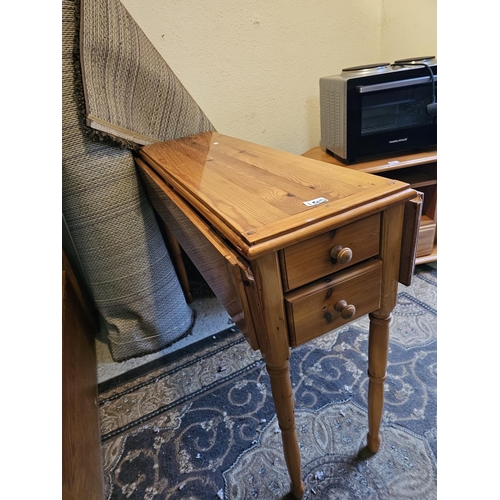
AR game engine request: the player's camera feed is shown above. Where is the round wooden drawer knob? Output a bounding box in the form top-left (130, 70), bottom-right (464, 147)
top-left (334, 300), bottom-right (356, 320)
top-left (330, 244), bottom-right (353, 265)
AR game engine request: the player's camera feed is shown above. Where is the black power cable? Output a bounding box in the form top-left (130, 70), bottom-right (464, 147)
top-left (391, 60), bottom-right (437, 117)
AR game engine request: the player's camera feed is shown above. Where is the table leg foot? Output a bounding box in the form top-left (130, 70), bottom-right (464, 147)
top-left (290, 480), bottom-right (306, 499)
top-left (367, 432), bottom-right (381, 453)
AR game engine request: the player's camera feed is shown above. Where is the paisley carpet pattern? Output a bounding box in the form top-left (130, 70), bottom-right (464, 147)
top-left (98, 265), bottom-right (436, 499)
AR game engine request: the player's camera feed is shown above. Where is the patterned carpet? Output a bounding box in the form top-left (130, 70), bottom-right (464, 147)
top-left (98, 264), bottom-right (437, 499)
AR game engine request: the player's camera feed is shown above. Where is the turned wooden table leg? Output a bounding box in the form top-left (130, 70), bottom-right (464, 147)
top-left (266, 360), bottom-right (305, 499)
top-left (367, 312), bottom-right (390, 452)
top-left (366, 203), bottom-right (405, 453)
top-left (253, 252), bottom-right (305, 499)
top-left (155, 214), bottom-right (193, 303)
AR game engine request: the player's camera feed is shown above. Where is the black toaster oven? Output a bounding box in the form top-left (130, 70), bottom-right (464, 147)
top-left (320, 56), bottom-right (437, 163)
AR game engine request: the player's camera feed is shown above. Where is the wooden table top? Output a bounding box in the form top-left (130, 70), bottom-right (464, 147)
top-left (139, 133), bottom-right (415, 258)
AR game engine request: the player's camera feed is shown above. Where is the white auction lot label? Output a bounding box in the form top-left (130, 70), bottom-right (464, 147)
top-left (303, 197), bottom-right (328, 207)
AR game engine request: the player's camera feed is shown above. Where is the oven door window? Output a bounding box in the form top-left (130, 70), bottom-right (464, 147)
top-left (361, 85), bottom-right (435, 136)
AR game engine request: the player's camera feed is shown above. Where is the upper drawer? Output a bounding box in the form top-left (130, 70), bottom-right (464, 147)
top-left (280, 214), bottom-right (380, 291)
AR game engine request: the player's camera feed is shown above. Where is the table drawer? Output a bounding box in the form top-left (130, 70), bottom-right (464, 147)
top-left (285, 259), bottom-right (382, 347)
top-left (281, 214), bottom-right (380, 291)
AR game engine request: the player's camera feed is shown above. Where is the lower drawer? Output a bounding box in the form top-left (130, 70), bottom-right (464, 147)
top-left (285, 259), bottom-right (382, 347)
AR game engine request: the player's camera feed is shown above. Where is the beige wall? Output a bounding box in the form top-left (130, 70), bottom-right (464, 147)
top-left (381, 0), bottom-right (437, 62)
top-left (121, 0), bottom-right (436, 155)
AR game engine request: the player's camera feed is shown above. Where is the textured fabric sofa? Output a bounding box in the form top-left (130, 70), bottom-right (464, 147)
top-left (62, 0), bottom-right (215, 361)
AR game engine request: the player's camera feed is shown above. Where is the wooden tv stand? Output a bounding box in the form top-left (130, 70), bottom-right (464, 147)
top-left (301, 148), bottom-right (437, 265)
